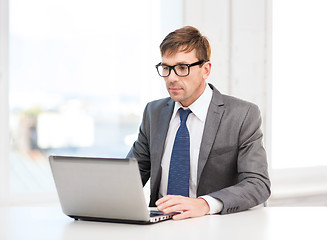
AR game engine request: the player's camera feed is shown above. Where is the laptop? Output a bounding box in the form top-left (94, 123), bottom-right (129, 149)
top-left (49, 155), bottom-right (177, 224)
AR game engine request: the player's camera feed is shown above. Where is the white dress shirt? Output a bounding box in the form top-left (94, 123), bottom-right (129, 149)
top-left (159, 83), bottom-right (223, 214)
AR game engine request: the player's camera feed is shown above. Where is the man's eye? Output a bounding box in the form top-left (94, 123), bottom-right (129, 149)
top-left (178, 65), bottom-right (187, 71)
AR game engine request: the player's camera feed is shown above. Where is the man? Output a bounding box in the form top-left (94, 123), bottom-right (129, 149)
top-left (127, 26), bottom-right (270, 220)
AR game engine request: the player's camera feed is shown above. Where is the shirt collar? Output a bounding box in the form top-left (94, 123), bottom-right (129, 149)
top-left (172, 83), bottom-right (213, 122)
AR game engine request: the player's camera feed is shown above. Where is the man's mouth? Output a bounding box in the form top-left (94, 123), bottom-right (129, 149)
top-left (169, 87), bottom-right (183, 92)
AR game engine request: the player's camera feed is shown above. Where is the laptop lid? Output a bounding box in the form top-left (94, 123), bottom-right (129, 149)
top-left (49, 156), bottom-right (174, 224)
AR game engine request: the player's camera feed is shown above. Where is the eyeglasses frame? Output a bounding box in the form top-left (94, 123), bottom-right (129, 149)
top-left (155, 60), bottom-right (207, 77)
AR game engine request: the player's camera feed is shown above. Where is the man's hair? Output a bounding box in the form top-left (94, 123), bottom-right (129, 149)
top-left (160, 26), bottom-right (211, 61)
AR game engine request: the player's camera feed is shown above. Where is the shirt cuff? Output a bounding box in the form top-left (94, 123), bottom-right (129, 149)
top-left (199, 195), bottom-right (223, 214)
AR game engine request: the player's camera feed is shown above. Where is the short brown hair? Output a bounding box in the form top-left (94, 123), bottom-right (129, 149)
top-left (160, 26), bottom-right (211, 61)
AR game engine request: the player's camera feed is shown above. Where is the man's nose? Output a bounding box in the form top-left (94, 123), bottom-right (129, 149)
top-left (166, 69), bottom-right (179, 82)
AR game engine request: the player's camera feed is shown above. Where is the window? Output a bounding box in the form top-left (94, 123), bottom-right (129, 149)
top-left (8, 0), bottom-right (165, 200)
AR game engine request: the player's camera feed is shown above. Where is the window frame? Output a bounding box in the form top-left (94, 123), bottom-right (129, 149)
top-left (0, 0), bottom-right (10, 205)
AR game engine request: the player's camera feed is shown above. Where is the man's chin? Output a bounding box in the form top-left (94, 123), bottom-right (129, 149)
top-left (169, 94), bottom-right (182, 102)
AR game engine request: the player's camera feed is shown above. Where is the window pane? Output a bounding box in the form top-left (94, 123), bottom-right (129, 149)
top-left (9, 0), bottom-right (160, 193)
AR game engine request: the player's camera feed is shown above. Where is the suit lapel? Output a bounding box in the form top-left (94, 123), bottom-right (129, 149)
top-left (154, 100), bottom-right (174, 162)
top-left (197, 85), bottom-right (225, 185)
top-left (150, 99), bottom-right (174, 194)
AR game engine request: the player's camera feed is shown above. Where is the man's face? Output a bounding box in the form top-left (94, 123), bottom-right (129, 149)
top-left (161, 49), bottom-right (211, 107)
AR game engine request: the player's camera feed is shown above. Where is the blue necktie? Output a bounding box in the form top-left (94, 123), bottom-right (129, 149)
top-left (167, 108), bottom-right (192, 197)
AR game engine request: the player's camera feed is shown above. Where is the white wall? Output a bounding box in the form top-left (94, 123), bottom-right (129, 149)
top-left (183, 0), bottom-right (272, 163)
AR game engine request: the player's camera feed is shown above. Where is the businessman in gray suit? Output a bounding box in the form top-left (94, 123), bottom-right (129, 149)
top-left (127, 26), bottom-right (270, 220)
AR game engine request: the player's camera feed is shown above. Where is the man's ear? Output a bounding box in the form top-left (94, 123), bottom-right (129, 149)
top-left (202, 61), bottom-right (211, 80)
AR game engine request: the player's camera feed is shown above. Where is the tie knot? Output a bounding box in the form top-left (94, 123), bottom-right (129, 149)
top-left (178, 108), bottom-right (192, 123)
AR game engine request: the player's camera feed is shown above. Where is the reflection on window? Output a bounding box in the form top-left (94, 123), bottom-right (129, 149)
top-left (9, 0), bottom-right (160, 193)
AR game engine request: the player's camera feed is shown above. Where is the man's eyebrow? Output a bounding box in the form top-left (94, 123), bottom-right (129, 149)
top-left (161, 61), bottom-right (188, 66)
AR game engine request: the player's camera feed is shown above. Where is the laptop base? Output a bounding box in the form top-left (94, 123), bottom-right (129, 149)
top-left (69, 214), bottom-right (174, 225)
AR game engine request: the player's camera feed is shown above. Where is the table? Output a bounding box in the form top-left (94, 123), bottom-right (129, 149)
top-left (0, 204), bottom-right (326, 240)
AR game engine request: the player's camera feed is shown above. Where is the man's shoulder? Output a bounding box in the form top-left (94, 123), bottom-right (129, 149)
top-left (210, 85), bottom-right (260, 116)
top-left (146, 97), bottom-right (173, 110)
top-left (221, 94), bottom-right (257, 109)
top-left (210, 83), bottom-right (258, 110)
top-left (218, 94), bottom-right (261, 122)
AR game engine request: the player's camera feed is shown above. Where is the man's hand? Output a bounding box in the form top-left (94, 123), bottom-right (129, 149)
top-left (155, 195), bottom-right (210, 220)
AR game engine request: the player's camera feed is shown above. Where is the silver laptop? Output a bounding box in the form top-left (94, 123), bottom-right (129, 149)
top-left (49, 155), bottom-right (176, 224)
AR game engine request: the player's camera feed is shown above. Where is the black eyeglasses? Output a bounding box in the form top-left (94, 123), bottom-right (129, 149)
top-left (155, 60), bottom-right (206, 77)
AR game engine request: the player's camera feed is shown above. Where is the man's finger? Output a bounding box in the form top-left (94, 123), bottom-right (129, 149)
top-left (155, 194), bottom-right (177, 205)
top-left (160, 203), bottom-right (184, 214)
top-left (157, 199), bottom-right (181, 212)
top-left (173, 210), bottom-right (191, 220)
top-left (156, 195), bottom-right (184, 208)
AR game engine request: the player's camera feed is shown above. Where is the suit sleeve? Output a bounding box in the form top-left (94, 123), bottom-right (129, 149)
top-left (208, 104), bottom-right (271, 214)
top-left (126, 104), bottom-right (151, 186)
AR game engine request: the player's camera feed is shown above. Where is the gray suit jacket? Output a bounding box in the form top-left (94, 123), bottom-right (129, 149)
top-left (127, 83), bottom-right (271, 215)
